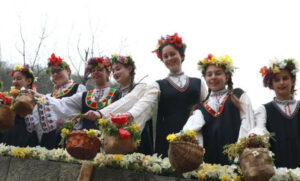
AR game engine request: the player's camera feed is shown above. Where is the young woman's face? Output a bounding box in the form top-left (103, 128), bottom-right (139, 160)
top-left (12, 71), bottom-right (32, 89)
top-left (162, 45), bottom-right (183, 74)
top-left (91, 67), bottom-right (110, 87)
top-left (50, 67), bottom-right (70, 87)
top-left (271, 70), bottom-right (295, 100)
top-left (112, 63), bottom-right (132, 87)
top-left (204, 65), bottom-right (229, 91)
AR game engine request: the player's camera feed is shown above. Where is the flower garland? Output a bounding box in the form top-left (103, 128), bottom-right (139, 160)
top-left (110, 54), bottom-right (134, 66)
top-left (10, 64), bottom-right (37, 82)
top-left (260, 58), bottom-right (298, 87)
top-left (46, 53), bottom-right (68, 74)
top-left (152, 33), bottom-right (186, 60)
top-left (85, 56), bottom-right (111, 75)
top-left (0, 144), bottom-right (299, 181)
top-left (198, 54), bottom-right (234, 73)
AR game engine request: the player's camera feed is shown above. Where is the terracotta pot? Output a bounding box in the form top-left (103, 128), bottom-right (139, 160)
top-left (168, 141), bottom-right (204, 173)
top-left (0, 105), bottom-right (16, 131)
top-left (66, 130), bottom-right (101, 160)
top-left (103, 134), bottom-right (137, 154)
top-left (239, 148), bottom-right (275, 181)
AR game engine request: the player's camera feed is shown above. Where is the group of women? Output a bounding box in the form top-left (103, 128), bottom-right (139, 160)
top-left (0, 33), bottom-right (299, 169)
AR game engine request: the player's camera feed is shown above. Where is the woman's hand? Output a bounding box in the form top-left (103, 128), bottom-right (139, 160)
top-left (84, 110), bottom-right (101, 121)
top-left (27, 89), bottom-right (43, 98)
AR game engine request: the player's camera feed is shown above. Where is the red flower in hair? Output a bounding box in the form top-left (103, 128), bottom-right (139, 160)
top-left (167, 33), bottom-right (183, 47)
top-left (96, 57), bottom-right (104, 63)
top-left (49, 53), bottom-right (63, 67)
top-left (260, 66), bottom-right (268, 77)
top-left (152, 50), bottom-right (162, 59)
top-left (207, 54), bottom-right (213, 60)
top-left (118, 128), bottom-right (131, 140)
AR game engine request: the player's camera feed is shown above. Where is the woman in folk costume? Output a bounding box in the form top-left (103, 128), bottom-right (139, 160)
top-left (151, 33), bottom-right (208, 157)
top-left (251, 58), bottom-right (300, 168)
top-left (32, 56), bottom-right (115, 133)
top-left (183, 54), bottom-right (255, 165)
top-left (0, 64), bottom-right (38, 147)
top-left (37, 53), bottom-right (86, 149)
top-left (84, 54), bottom-right (155, 155)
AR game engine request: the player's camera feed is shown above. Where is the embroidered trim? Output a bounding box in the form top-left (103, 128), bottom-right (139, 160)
top-left (204, 94), bottom-right (230, 117)
top-left (24, 115), bottom-right (34, 133)
top-left (53, 83), bottom-right (75, 98)
top-left (37, 97), bottom-right (56, 133)
top-left (85, 88), bottom-right (116, 109)
top-left (166, 76), bottom-right (190, 92)
top-left (271, 100), bottom-right (300, 119)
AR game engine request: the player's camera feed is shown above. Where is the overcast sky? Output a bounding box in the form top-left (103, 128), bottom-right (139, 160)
top-left (1, 0), bottom-right (300, 109)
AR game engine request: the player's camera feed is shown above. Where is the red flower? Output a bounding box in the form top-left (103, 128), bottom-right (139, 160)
top-left (110, 113), bottom-right (128, 125)
top-left (3, 97), bottom-right (11, 105)
top-left (96, 57), bottom-right (104, 63)
top-left (260, 66), bottom-right (268, 77)
top-left (152, 50), bottom-right (162, 59)
top-left (118, 128), bottom-right (131, 140)
top-left (10, 72), bottom-right (14, 77)
top-left (48, 53), bottom-right (63, 67)
top-left (207, 54), bottom-right (213, 60)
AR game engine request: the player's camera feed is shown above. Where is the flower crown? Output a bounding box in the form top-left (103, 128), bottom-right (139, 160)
top-left (110, 54), bottom-right (134, 66)
top-left (46, 53), bottom-right (68, 74)
top-left (85, 56), bottom-right (111, 75)
top-left (10, 64), bottom-right (37, 82)
top-left (197, 54), bottom-right (234, 73)
top-left (260, 58), bottom-right (298, 87)
top-left (152, 33), bottom-right (186, 59)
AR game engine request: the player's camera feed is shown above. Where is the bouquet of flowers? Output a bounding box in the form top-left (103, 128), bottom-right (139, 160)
top-left (98, 113), bottom-right (141, 154)
top-left (10, 86), bottom-right (35, 117)
top-left (167, 130), bottom-right (204, 173)
top-left (0, 91), bottom-right (15, 130)
top-left (223, 133), bottom-right (275, 181)
top-left (60, 114), bottom-right (101, 160)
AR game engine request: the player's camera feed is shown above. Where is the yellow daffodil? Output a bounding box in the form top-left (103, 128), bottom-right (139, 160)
top-left (166, 134), bottom-right (176, 142)
top-left (61, 128), bottom-right (70, 137)
top-left (185, 130), bottom-right (196, 138)
top-left (13, 65), bottom-right (21, 71)
top-left (98, 118), bottom-right (106, 126)
top-left (114, 154), bottom-right (123, 162)
top-left (197, 172), bottom-right (204, 180)
top-left (87, 129), bottom-right (96, 138)
top-left (130, 123), bottom-right (139, 133)
top-left (272, 67), bottom-right (279, 74)
top-left (221, 174), bottom-right (230, 181)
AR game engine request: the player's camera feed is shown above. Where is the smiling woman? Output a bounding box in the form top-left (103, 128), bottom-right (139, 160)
top-left (183, 54), bottom-right (255, 165)
top-left (251, 58), bottom-right (300, 168)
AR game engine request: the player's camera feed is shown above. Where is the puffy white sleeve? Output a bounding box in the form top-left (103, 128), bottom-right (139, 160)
top-left (77, 84), bottom-right (87, 93)
top-left (100, 83), bottom-right (147, 118)
top-left (250, 105), bottom-right (269, 135)
top-left (238, 92), bottom-right (256, 139)
top-left (183, 109), bottom-right (205, 146)
top-left (200, 79), bottom-right (208, 102)
top-left (127, 82), bottom-right (160, 131)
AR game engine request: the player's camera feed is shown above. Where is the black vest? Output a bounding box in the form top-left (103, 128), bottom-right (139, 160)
top-left (80, 91), bottom-right (98, 130)
top-left (265, 101), bottom-right (300, 168)
top-left (155, 77), bottom-right (201, 157)
top-left (200, 88), bottom-right (243, 165)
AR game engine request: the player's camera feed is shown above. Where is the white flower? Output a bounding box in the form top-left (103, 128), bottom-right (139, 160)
top-left (252, 150), bottom-right (260, 157)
